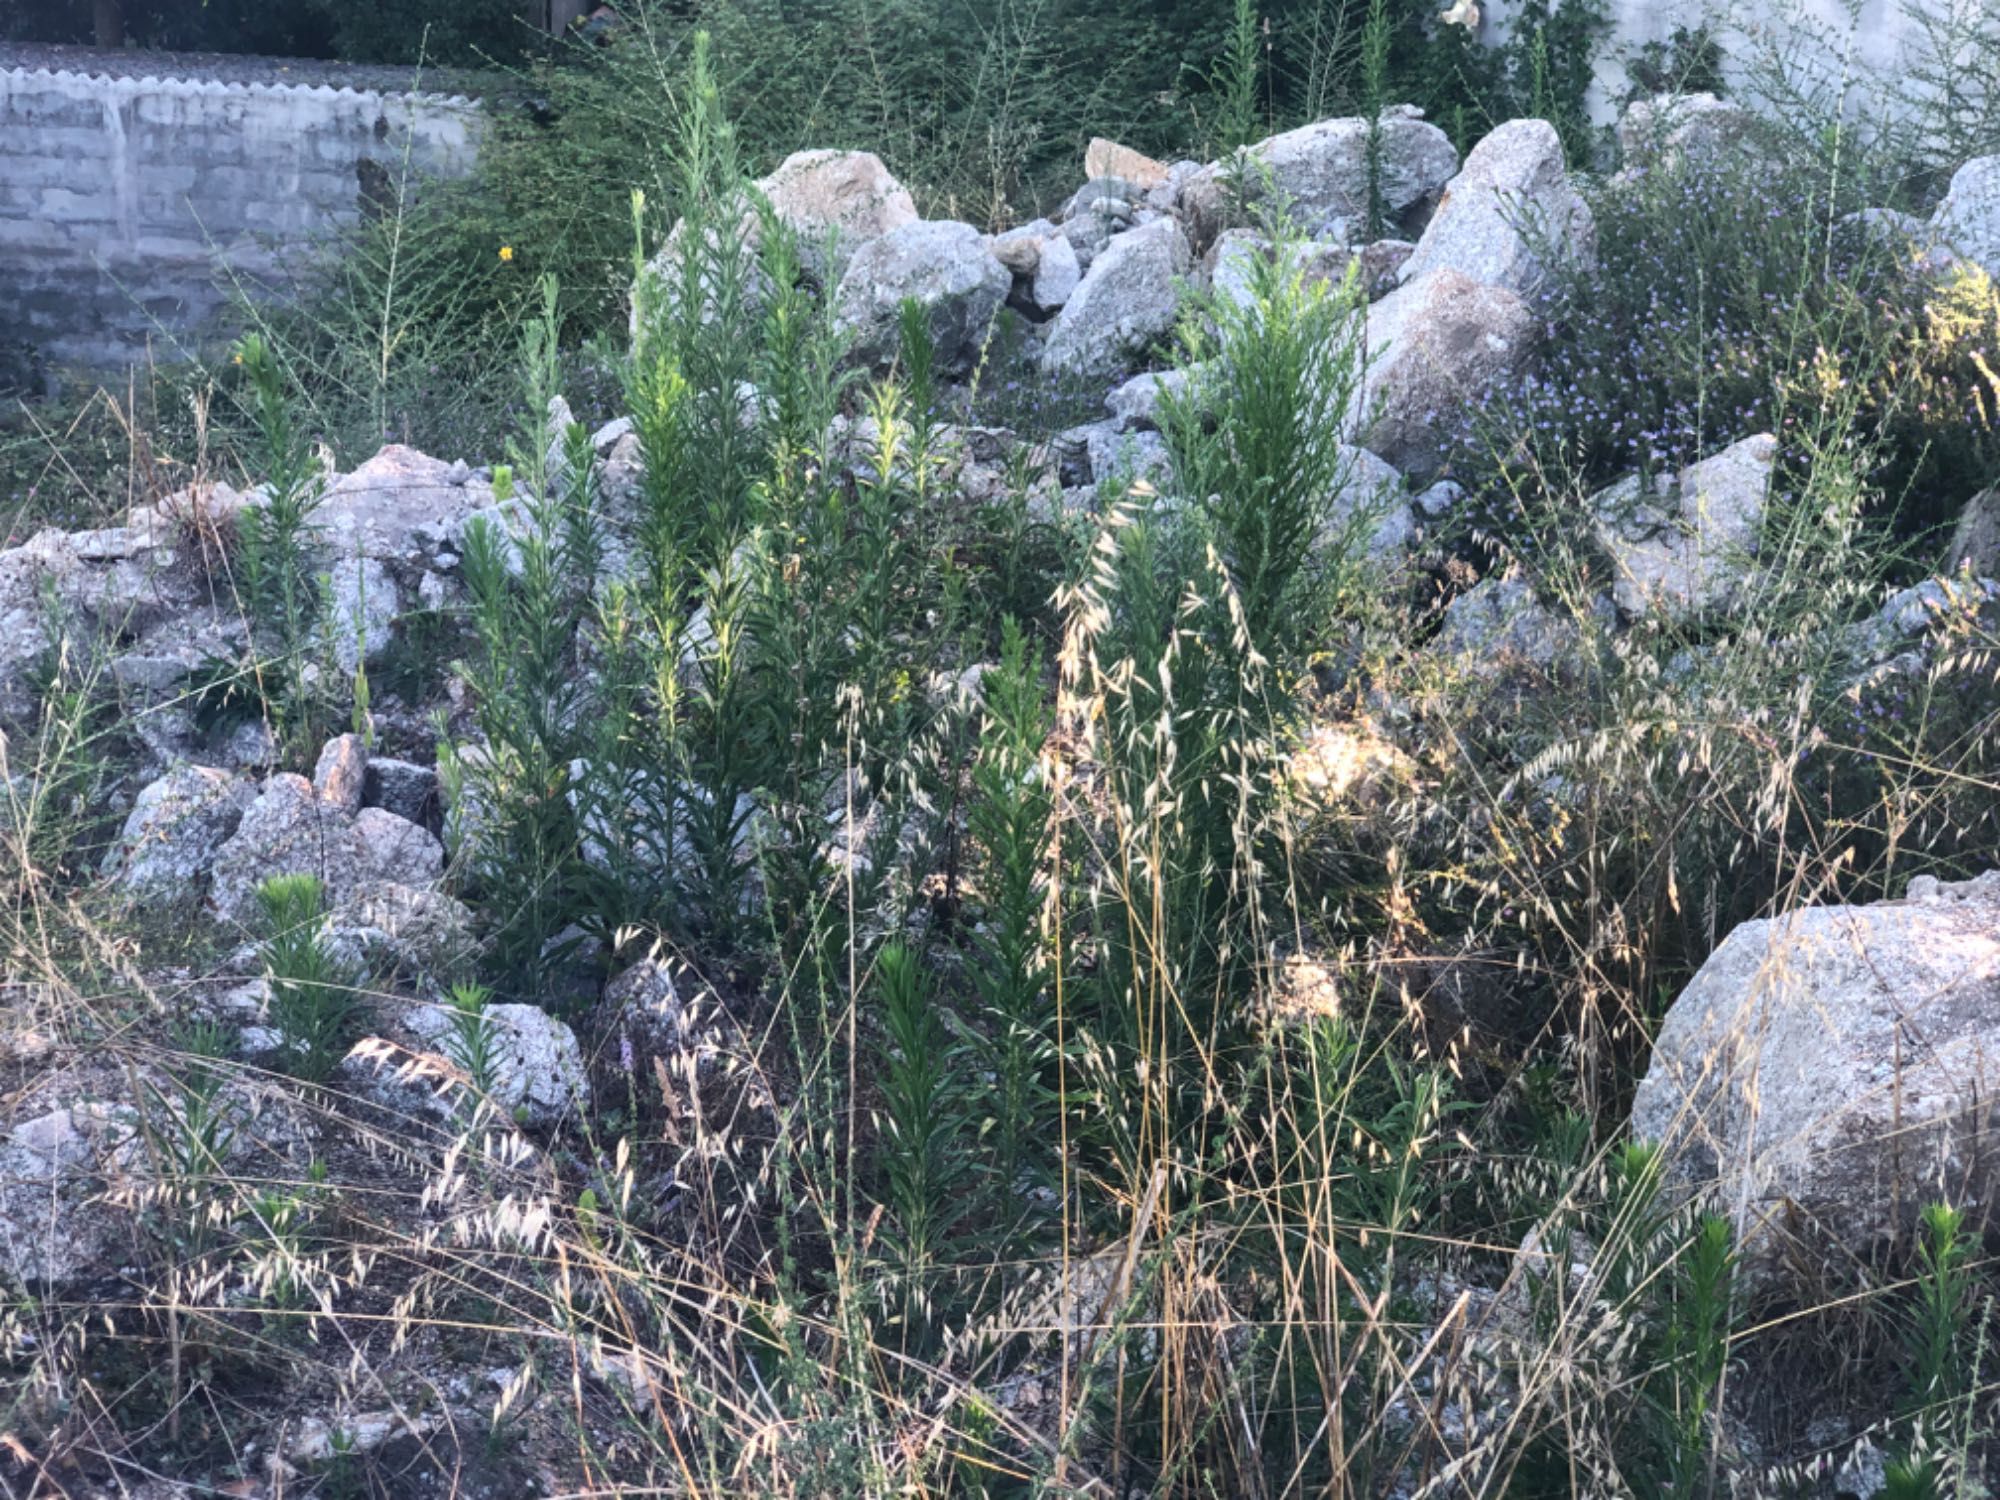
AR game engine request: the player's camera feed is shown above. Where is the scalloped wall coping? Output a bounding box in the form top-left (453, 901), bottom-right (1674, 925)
top-left (0, 63), bottom-right (481, 110)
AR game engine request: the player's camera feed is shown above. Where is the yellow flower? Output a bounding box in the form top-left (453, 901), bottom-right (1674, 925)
top-left (499, 245), bottom-right (515, 263)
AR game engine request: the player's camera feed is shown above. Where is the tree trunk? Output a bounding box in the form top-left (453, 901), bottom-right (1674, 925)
top-left (93, 0), bottom-right (125, 48)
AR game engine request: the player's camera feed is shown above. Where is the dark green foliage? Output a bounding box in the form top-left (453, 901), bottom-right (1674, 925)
top-left (258, 874), bottom-right (362, 1084)
top-left (1160, 216), bottom-right (1369, 667)
top-left (965, 618), bottom-right (1057, 1201)
top-left (453, 282), bottom-right (602, 994)
top-left (871, 943), bottom-right (977, 1320)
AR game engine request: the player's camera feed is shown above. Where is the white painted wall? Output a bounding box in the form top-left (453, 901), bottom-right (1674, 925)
top-left (1482, 0), bottom-right (1957, 125)
top-left (0, 65), bottom-right (480, 368)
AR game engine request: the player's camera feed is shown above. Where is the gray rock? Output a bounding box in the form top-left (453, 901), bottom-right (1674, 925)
top-left (312, 733), bottom-right (369, 817)
top-left (1397, 119), bottom-right (1593, 299)
top-left (105, 764), bottom-right (257, 897)
top-left (605, 958), bottom-right (684, 1056)
top-left (1326, 445), bottom-right (1415, 560)
top-left (1041, 218), bottom-right (1191, 384)
top-left (1078, 423), bottom-right (1175, 490)
top-left (1180, 109), bottom-right (1459, 251)
top-left (1593, 433), bottom-right (1776, 622)
top-left (1029, 231), bottom-right (1082, 311)
top-left (1057, 206), bottom-right (1124, 273)
top-left (1357, 268), bottom-right (1538, 481)
top-left (1930, 154), bottom-right (2000, 277)
top-left (209, 774), bottom-right (445, 925)
top-left (1631, 869), bottom-right (2000, 1278)
top-left (363, 757), bottom-right (439, 826)
top-left (0, 1102), bottom-right (142, 1289)
top-left (317, 444), bottom-right (499, 585)
top-left (834, 219), bottom-right (1011, 375)
top-left (328, 882), bottom-right (475, 977)
top-left (1105, 367), bottom-right (1196, 431)
top-left (354, 806), bottom-right (446, 887)
top-left (1617, 93), bottom-right (1758, 171)
top-left (409, 1001), bottom-right (590, 1128)
top-left (1433, 577), bottom-right (1586, 675)
top-left (1948, 484), bottom-right (2000, 577)
top-left (1205, 230), bottom-right (1356, 318)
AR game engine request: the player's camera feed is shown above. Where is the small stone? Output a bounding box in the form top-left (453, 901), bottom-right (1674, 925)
top-left (311, 734), bottom-right (369, 816)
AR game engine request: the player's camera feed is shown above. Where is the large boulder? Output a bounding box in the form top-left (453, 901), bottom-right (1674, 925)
top-left (631, 150), bottom-right (918, 329)
top-left (1592, 433), bottom-right (1776, 623)
top-left (1395, 119), bottom-right (1593, 300)
top-left (1355, 268), bottom-right (1537, 481)
top-left (104, 764), bottom-right (258, 897)
top-left (1040, 218), bottom-right (1192, 384)
top-left (1180, 108), bottom-right (1459, 251)
top-left (1084, 137), bottom-right (1170, 191)
top-left (833, 219), bottom-right (1011, 374)
top-left (1632, 870), bottom-right (2000, 1277)
top-left (1930, 154), bottom-right (2000, 277)
top-left (757, 148), bottom-right (918, 283)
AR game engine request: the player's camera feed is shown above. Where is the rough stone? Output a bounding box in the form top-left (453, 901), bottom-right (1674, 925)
top-left (1357, 268), bottom-right (1538, 481)
top-left (0, 1102), bottom-right (142, 1289)
top-left (1084, 137), bottom-right (1170, 190)
top-left (1106, 367), bottom-right (1196, 431)
top-left (1433, 577), bottom-right (1589, 677)
top-left (1593, 433), bottom-right (1776, 622)
top-left (834, 219), bottom-right (1011, 374)
top-left (1617, 93), bottom-right (1759, 171)
top-left (1326, 445), bottom-right (1416, 559)
top-left (312, 733), bottom-right (369, 817)
top-left (1948, 485), bottom-right (2000, 578)
top-left (409, 1001), bottom-right (590, 1128)
top-left (1631, 870), bottom-right (2000, 1277)
top-left (605, 957), bottom-right (684, 1056)
top-left (1041, 218), bottom-right (1191, 384)
top-left (105, 764), bottom-right (257, 897)
top-left (328, 883), bottom-right (475, 977)
top-left (1930, 154), bottom-right (2000, 277)
top-left (757, 148), bottom-right (919, 283)
top-left (1396, 119), bottom-right (1594, 299)
top-left (363, 756), bottom-right (440, 827)
top-left (353, 806), bottom-right (446, 888)
top-left (1180, 109), bottom-right (1459, 251)
top-left (209, 774), bottom-right (444, 925)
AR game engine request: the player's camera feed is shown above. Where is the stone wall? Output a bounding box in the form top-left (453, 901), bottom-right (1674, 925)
top-left (0, 52), bottom-right (480, 371)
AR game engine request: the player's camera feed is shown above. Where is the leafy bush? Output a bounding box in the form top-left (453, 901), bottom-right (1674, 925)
top-left (1467, 147), bottom-right (2000, 551)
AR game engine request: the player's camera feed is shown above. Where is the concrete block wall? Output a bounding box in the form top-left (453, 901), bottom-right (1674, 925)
top-left (0, 63), bottom-right (480, 369)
